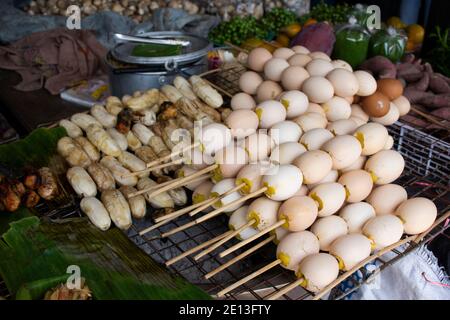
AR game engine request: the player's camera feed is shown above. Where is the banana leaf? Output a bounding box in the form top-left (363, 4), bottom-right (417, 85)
top-left (0, 217), bottom-right (210, 300)
top-left (0, 127), bottom-right (66, 175)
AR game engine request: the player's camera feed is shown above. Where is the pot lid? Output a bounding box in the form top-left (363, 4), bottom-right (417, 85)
top-left (111, 31), bottom-right (212, 66)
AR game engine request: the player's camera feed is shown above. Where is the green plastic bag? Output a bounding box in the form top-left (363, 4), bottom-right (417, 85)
top-left (369, 27), bottom-right (407, 62)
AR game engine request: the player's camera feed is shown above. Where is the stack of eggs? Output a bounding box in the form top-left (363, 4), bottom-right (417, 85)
top-left (210, 46), bottom-right (437, 296)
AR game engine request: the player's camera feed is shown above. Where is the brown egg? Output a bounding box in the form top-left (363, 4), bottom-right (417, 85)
top-left (360, 92), bottom-right (390, 117)
top-left (239, 71), bottom-right (263, 95)
top-left (256, 80), bottom-right (283, 102)
top-left (376, 79), bottom-right (403, 100)
top-left (247, 47), bottom-right (272, 72)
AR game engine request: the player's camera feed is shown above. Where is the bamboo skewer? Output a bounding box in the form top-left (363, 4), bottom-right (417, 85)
top-left (124, 159), bottom-right (185, 178)
top-left (194, 220), bottom-right (255, 261)
top-left (219, 220), bottom-right (286, 258)
top-left (154, 197), bottom-right (215, 224)
top-left (205, 235), bottom-right (275, 280)
top-left (217, 259), bottom-right (282, 297)
top-left (127, 174), bottom-right (210, 199)
top-left (145, 142), bottom-right (200, 168)
top-left (138, 209), bottom-right (189, 236)
top-left (410, 106), bottom-right (450, 130)
top-left (195, 187), bottom-right (267, 224)
top-left (165, 230), bottom-right (234, 267)
top-left (189, 183), bottom-right (246, 217)
top-left (146, 164), bottom-right (218, 199)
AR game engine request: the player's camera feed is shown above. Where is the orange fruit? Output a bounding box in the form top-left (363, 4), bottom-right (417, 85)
top-left (303, 18), bottom-right (317, 27)
top-left (406, 40), bottom-right (416, 52)
top-left (276, 33), bottom-right (291, 47)
top-left (387, 16), bottom-right (406, 29)
top-left (407, 24), bottom-right (425, 44)
top-left (282, 23), bottom-right (302, 38)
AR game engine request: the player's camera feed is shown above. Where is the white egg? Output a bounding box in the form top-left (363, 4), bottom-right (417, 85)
top-left (366, 184), bottom-right (408, 215)
top-left (225, 109), bottom-right (259, 139)
top-left (340, 155), bottom-right (367, 173)
top-left (392, 95), bottom-right (411, 116)
top-left (311, 215), bottom-right (348, 251)
top-left (270, 142), bottom-right (306, 165)
top-left (280, 66), bottom-right (310, 91)
top-left (362, 215), bottom-right (404, 250)
top-left (329, 234), bottom-right (372, 270)
top-left (300, 128), bottom-right (334, 150)
top-left (309, 51), bottom-right (331, 61)
top-left (178, 166), bottom-right (209, 190)
top-left (255, 80), bottom-right (283, 103)
top-left (291, 45), bottom-right (310, 54)
top-left (239, 71), bottom-right (264, 95)
top-left (293, 150), bottom-right (333, 185)
top-left (276, 231), bottom-right (320, 271)
top-left (264, 58), bottom-right (290, 82)
top-left (322, 96), bottom-right (352, 121)
top-left (353, 70), bottom-right (377, 96)
top-left (349, 116), bottom-right (367, 127)
top-left (294, 112), bottom-right (328, 132)
top-left (262, 164), bottom-right (303, 201)
top-left (331, 59), bottom-right (353, 72)
top-left (307, 170), bottom-right (339, 189)
top-left (269, 121), bottom-right (303, 145)
top-left (339, 202), bottom-right (376, 233)
top-left (297, 253), bottom-right (339, 293)
top-left (279, 90), bottom-right (309, 119)
top-left (306, 102), bottom-right (326, 116)
top-left (236, 163), bottom-right (271, 194)
top-left (322, 135), bottom-right (362, 170)
top-left (293, 184), bottom-right (309, 197)
top-left (243, 133), bottom-right (274, 162)
top-left (338, 169), bottom-right (373, 203)
top-left (306, 59), bottom-right (334, 77)
top-left (185, 148), bottom-right (215, 170)
top-left (231, 92), bottom-right (256, 110)
top-left (271, 227), bottom-right (289, 244)
top-left (229, 206), bottom-right (259, 240)
top-left (350, 104), bottom-right (369, 123)
top-left (326, 69), bottom-right (359, 97)
top-left (213, 145), bottom-right (248, 181)
top-left (371, 103), bottom-right (400, 126)
top-left (192, 180), bottom-right (215, 204)
top-left (353, 122), bottom-right (389, 156)
top-left (255, 100), bottom-right (287, 129)
top-left (327, 119), bottom-right (358, 135)
top-left (384, 135), bottom-right (394, 150)
top-left (301, 76), bottom-right (334, 104)
top-left (210, 178), bottom-right (243, 212)
top-left (273, 47), bottom-right (295, 59)
top-left (309, 182), bottom-right (346, 217)
top-left (247, 197), bottom-right (281, 230)
top-left (197, 123), bottom-right (232, 155)
top-left (395, 197), bottom-right (437, 235)
top-left (364, 150), bottom-right (405, 185)
top-left (278, 196), bottom-right (318, 232)
top-left (288, 53), bottom-right (312, 67)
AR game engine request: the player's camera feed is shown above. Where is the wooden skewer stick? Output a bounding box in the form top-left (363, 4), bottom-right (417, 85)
top-left (217, 259), bottom-right (282, 297)
top-left (147, 164), bottom-right (218, 199)
top-left (224, 41), bottom-right (249, 53)
top-left (189, 183), bottom-right (245, 217)
top-left (127, 174), bottom-right (210, 199)
top-left (162, 220), bottom-right (197, 238)
top-left (154, 197), bottom-right (215, 224)
top-left (195, 187), bottom-right (267, 224)
top-left (410, 106), bottom-right (450, 130)
top-left (310, 235), bottom-right (417, 301)
top-left (145, 142), bottom-right (200, 168)
top-left (123, 159), bottom-right (184, 178)
top-left (194, 220), bottom-right (255, 261)
top-left (138, 209), bottom-right (189, 236)
top-left (205, 235), bottom-right (275, 280)
top-left (267, 277), bottom-right (304, 301)
top-left (220, 220), bottom-right (286, 258)
top-left (165, 230), bottom-right (234, 267)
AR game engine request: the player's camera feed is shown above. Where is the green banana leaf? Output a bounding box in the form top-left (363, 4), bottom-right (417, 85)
top-left (0, 127), bottom-right (66, 174)
top-left (0, 217), bottom-right (210, 300)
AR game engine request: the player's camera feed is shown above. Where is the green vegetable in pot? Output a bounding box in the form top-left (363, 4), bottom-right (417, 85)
top-left (369, 27), bottom-right (407, 63)
top-left (131, 43), bottom-right (182, 57)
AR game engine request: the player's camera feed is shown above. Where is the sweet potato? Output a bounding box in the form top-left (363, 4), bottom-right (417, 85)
top-left (417, 93), bottom-right (450, 109)
top-left (397, 63), bottom-right (423, 82)
top-left (409, 72), bottom-right (430, 92)
top-left (403, 88), bottom-right (434, 104)
top-left (431, 107), bottom-right (450, 120)
top-left (359, 56), bottom-right (397, 79)
top-left (429, 74), bottom-right (450, 94)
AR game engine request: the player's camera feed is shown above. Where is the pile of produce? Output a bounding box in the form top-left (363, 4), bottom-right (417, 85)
top-left (209, 8), bottom-right (297, 45)
top-left (360, 55), bottom-right (450, 123)
top-left (299, 1), bottom-right (352, 25)
top-left (56, 74), bottom-right (226, 231)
